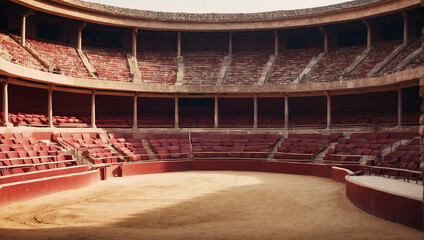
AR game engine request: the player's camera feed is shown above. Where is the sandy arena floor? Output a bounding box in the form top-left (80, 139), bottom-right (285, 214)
top-left (0, 171), bottom-right (422, 240)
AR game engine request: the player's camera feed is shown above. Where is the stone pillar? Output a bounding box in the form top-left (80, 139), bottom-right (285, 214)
top-left (398, 89), bottom-right (402, 127)
top-left (177, 31), bottom-right (181, 57)
top-left (21, 15), bottom-right (26, 46)
top-left (214, 95), bottom-right (219, 128)
top-left (48, 86), bottom-right (53, 128)
top-left (326, 92), bottom-right (331, 129)
top-left (133, 94), bottom-right (138, 129)
top-left (174, 95), bottom-right (179, 128)
top-left (229, 32), bottom-right (233, 56)
top-left (274, 30), bottom-right (279, 56)
top-left (91, 90), bottom-right (96, 128)
top-left (284, 96), bottom-right (289, 129)
top-left (402, 12), bottom-right (408, 44)
top-left (2, 82), bottom-right (10, 127)
top-left (320, 26), bottom-right (328, 53)
top-left (253, 95), bottom-right (258, 128)
top-left (363, 20), bottom-right (372, 51)
top-left (132, 28), bottom-right (138, 58)
top-left (77, 23), bottom-right (86, 50)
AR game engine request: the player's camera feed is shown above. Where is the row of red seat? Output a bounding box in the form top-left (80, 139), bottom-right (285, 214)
top-left (274, 133), bottom-right (343, 160)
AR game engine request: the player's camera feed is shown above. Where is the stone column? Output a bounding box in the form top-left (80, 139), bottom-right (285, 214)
top-left (177, 31), bottom-right (181, 57)
top-left (21, 15), bottom-right (26, 46)
top-left (214, 95), bottom-right (219, 128)
top-left (91, 90), bottom-right (96, 128)
top-left (2, 82), bottom-right (10, 127)
top-left (320, 26), bottom-right (328, 53)
top-left (363, 20), bottom-right (372, 51)
top-left (326, 92), bottom-right (331, 129)
top-left (398, 89), bottom-right (403, 127)
top-left (77, 23), bottom-right (86, 50)
top-left (132, 28), bottom-right (138, 58)
top-left (229, 32), bottom-right (233, 56)
top-left (274, 30), bottom-right (279, 56)
top-left (174, 95), bottom-right (179, 128)
top-left (284, 96), bottom-right (289, 129)
top-left (133, 94), bottom-right (138, 129)
top-left (48, 86), bottom-right (53, 128)
top-left (253, 95), bottom-right (258, 128)
top-left (402, 12), bottom-right (408, 44)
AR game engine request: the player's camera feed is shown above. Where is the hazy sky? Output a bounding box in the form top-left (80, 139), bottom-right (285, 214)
top-left (84, 0), bottom-right (350, 13)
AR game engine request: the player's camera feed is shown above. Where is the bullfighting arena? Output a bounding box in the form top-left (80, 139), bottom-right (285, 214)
top-left (0, 171), bottom-right (422, 240)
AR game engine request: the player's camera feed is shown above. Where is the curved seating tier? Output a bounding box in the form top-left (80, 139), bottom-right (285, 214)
top-left (84, 47), bottom-right (131, 82)
top-left (137, 51), bottom-right (177, 84)
top-left (0, 132), bottom-right (76, 176)
top-left (26, 38), bottom-right (91, 78)
top-left (147, 133), bottom-right (190, 160)
top-left (225, 51), bottom-right (271, 85)
top-left (182, 51), bottom-right (224, 85)
top-left (274, 133), bottom-right (342, 161)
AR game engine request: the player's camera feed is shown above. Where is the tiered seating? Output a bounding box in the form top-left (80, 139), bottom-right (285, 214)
top-left (147, 133), bottom-right (190, 160)
top-left (332, 114), bottom-right (373, 126)
top-left (219, 115), bottom-right (252, 128)
top-left (192, 133), bottom-right (279, 159)
top-left (348, 40), bottom-right (402, 79)
top-left (7, 112), bottom-right (88, 127)
top-left (96, 115), bottom-right (133, 128)
top-left (56, 133), bottom-right (122, 164)
top-left (380, 39), bottom-right (422, 75)
top-left (378, 138), bottom-right (420, 171)
top-left (0, 133), bottom-right (76, 176)
top-left (290, 116), bottom-right (326, 127)
top-left (84, 47), bottom-right (131, 82)
top-left (403, 55), bottom-right (424, 70)
top-left (306, 45), bottom-right (365, 82)
top-left (179, 116), bottom-right (214, 128)
top-left (26, 38), bottom-right (91, 78)
top-left (137, 51), bottom-right (177, 84)
top-left (138, 115), bottom-right (174, 128)
top-left (324, 132), bottom-right (418, 162)
top-left (0, 32), bottom-right (45, 71)
top-left (258, 115), bottom-right (284, 128)
top-left (225, 51), bottom-right (271, 85)
top-left (267, 48), bottom-right (321, 84)
top-left (274, 133), bottom-right (342, 161)
top-left (104, 133), bottom-right (149, 161)
top-left (182, 51), bottom-right (224, 85)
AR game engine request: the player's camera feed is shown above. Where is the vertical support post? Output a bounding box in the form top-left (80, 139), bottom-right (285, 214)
top-left (363, 20), bottom-right (372, 51)
top-left (284, 95), bottom-right (289, 129)
top-left (177, 31), bottom-right (181, 57)
top-left (77, 23), bottom-right (86, 51)
top-left (91, 90), bottom-right (96, 128)
top-left (2, 82), bottom-right (10, 127)
top-left (133, 94), bottom-right (138, 129)
top-left (320, 26), bottom-right (328, 54)
top-left (21, 15), bottom-right (26, 46)
top-left (402, 12), bottom-right (408, 44)
top-left (214, 94), bottom-right (219, 128)
top-left (229, 32), bottom-right (233, 56)
top-left (48, 86), bottom-right (53, 128)
top-left (253, 95), bottom-right (258, 128)
top-left (174, 95), bottom-right (179, 128)
top-left (326, 92), bottom-right (331, 129)
top-left (398, 88), bottom-right (402, 127)
top-left (274, 29), bottom-right (279, 56)
top-left (132, 28), bottom-right (138, 58)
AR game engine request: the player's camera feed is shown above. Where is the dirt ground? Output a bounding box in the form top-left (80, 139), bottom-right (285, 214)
top-left (0, 171), bottom-right (422, 240)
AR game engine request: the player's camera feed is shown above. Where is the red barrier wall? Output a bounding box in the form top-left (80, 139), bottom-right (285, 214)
top-left (0, 166), bottom-right (89, 185)
top-left (193, 160), bottom-right (262, 171)
top-left (331, 166), bottom-right (353, 183)
top-left (261, 161), bottom-right (332, 178)
top-left (121, 161), bottom-right (192, 177)
top-left (0, 170), bottom-right (100, 208)
top-left (346, 177), bottom-right (423, 229)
